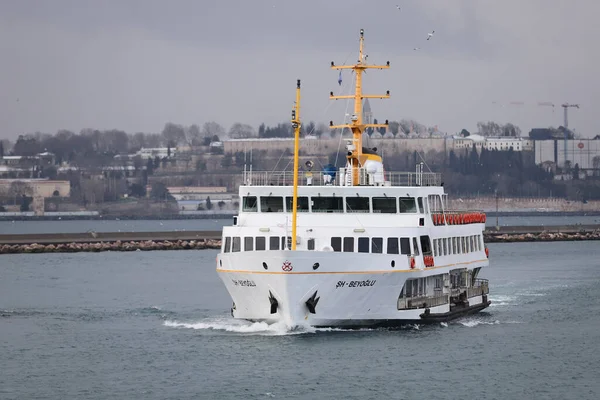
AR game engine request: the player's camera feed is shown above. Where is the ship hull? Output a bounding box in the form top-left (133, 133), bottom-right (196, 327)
top-left (217, 250), bottom-right (490, 328)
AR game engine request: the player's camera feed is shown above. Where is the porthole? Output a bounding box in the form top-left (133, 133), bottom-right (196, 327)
top-left (219, 260), bottom-right (222, 267)
top-left (262, 262), bottom-right (268, 270)
top-left (391, 260), bottom-right (395, 268)
top-left (313, 262), bottom-right (320, 270)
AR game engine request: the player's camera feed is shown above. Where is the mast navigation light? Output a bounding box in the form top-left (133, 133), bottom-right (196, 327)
top-left (330, 91), bottom-right (334, 96)
top-left (360, 29), bottom-right (364, 36)
top-left (351, 114), bottom-right (358, 121)
top-left (385, 120), bottom-right (389, 124)
top-left (386, 90), bottom-right (390, 96)
top-left (331, 61), bottom-right (335, 67)
top-left (330, 121), bottom-right (333, 126)
top-left (386, 61), bottom-right (390, 66)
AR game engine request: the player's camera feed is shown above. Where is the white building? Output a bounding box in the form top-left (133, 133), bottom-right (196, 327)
top-left (453, 135), bottom-right (533, 152)
top-left (136, 147), bottom-right (174, 159)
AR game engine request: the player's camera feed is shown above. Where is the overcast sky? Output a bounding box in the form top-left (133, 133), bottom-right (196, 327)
top-left (1, 0), bottom-right (598, 140)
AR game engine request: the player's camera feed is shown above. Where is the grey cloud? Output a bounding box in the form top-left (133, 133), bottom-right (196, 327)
top-left (0, 0), bottom-right (598, 139)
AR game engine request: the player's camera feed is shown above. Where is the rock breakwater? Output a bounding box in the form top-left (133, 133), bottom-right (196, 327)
top-left (484, 230), bottom-right (600, 243)
top-left (0, 239), bottom-right (221, 254)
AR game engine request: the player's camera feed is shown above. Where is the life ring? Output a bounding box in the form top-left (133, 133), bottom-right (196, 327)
top-left (485, 247), bottom-right (489, 258)
top-left (410, 257), bottom-right (416, 269)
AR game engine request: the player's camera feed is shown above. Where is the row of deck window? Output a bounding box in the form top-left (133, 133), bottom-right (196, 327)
top-left (223, 236), bottom-right (296, 253)
top-left (222, 234), bottom-right (483, 255)
top-left (330, 236), bottom-right (424, 255)
top-left (242, 195), bottom-right (427, 214)
top-left (432, 235), bottom-right (482, 256)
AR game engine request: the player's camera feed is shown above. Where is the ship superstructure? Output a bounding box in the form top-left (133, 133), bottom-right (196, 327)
top-left (216, 29), bottom-right (490, 328)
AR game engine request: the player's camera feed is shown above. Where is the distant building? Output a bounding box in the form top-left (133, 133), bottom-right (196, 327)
top-left (452, 135), bottom-right (532, 151)
top-left (136, 147), bottom-right (174, 159)
top-left (363, 98), bottom-right (373, 124)
top-left (534, 139), bottom-right (600, 169)
top-left (0, 179), bottom-right (70, 198)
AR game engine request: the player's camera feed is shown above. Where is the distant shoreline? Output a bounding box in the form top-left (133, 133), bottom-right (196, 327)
top-left (0, 210), bottom-right (599, 222)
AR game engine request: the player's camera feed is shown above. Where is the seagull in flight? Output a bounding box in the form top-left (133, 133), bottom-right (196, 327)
top-left (413, 47), bottom-right (420, 51)
top-left (396, 5), bottom-right (401, 10)
top-left (427, 30), bottom-right (435, 40)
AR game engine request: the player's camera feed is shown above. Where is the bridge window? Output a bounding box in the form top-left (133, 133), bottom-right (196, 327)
top-left (343, 237), bottom-right (354, 252)
top-left (307, 238), bottom-right (315, 250)
top-left (224, 237), bottom-right (231, 253)
top-left (358, 237), bottom-right (369, 253)
top-left (256, 236), bottom-right (266, 251)
top-left (282, 236), bottom-right (292, 250)
top-left (232, 237), bottom-right (241, 252)
top-left (387, 238), bottom-right (399, 254)
top-left (331, 237), bottom-right (342, 252)
top-left (261, 196), bottom-right (284, 212)
top-left (285, 196), bottom-right (310, 212)
top-left (244, 237), bottom-right (253, 251)
top-left (400, 238), bottom-right (410, 255)
top-left (371, 237), bottom-right (383, 254)
top-left (373, 197), bottom-right (397, 213)
top-left (269, 236), bottom-right (279, 250)
top-left (312, 197), bottom-right (343, 213)
top-left (443, 238), bottom-right (448, 255)
top-left (412, 237), bottom-right (420, 256)
top-left (242, 196), bottom-right (258, 212)
top-left (399, 197), bottom-right (417, 213)
top-left (346, 197), bottom-right (370, 213)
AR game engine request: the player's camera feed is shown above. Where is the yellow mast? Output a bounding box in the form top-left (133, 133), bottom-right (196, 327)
top-left (329, 28), bottom-right (390, 185)
top-left (291, 79), bottom-right (301, 250)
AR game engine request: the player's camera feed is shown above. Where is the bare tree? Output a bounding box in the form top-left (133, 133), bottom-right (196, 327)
top-left (201, 122), bottom-right (226, 140)
top-left (185, 124), bottom-right (202, 146)
top-left (228, 123), bottom-right (256, 139)
top-left (161, 123), bottom-right (186, 146)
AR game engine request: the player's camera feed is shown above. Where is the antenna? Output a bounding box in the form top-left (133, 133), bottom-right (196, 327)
top-left (329, 29), bottom-right (390, 186)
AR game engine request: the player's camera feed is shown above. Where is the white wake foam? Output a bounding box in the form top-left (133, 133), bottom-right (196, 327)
top-left (488, 294), bottom-right (517, 306)
top-left (164, 317), bottom-right (347, 336)
top-left (459, 318), bottom-right (500, 327)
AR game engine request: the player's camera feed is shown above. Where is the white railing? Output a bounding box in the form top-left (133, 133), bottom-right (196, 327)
top-left (398, 294), bottom-right (449, 310)
top-left (242, 169), bottom-right (442, 187)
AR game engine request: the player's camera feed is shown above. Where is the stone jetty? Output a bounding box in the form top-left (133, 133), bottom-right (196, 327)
top-left (485, 230), bottom-right (600, 243)
top-left (0, 239), bottom-right (221, 254)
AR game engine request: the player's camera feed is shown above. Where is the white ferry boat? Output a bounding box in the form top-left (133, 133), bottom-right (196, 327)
top-left (216, 29), bottom-right (491, 328)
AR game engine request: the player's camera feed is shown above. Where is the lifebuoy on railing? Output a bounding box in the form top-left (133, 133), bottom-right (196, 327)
top-left (485, 247), bottom-right (489, 258)
top-left (410, 256), bottom-right (416, 269)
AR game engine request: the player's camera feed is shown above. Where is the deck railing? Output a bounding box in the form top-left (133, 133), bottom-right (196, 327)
top-left (398, 293), bottom-right (449, 310)
top-left (242, 169), bottom-right (442, 187)
top-left (466, 279), bottom-right (489, 298)
top-left (431, 210), bottom-right (487, 226)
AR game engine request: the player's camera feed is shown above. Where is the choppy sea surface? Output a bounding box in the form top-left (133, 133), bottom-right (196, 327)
top-left (1, 241), bottom-right (599, 399)
top-left (1, 215), bottom-right (599, 235)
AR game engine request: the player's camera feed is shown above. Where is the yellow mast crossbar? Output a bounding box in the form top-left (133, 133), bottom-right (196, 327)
top-left (291, 79), bottom-right (301, 251)
top-left (328, 28), bottom-right (390, 186)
